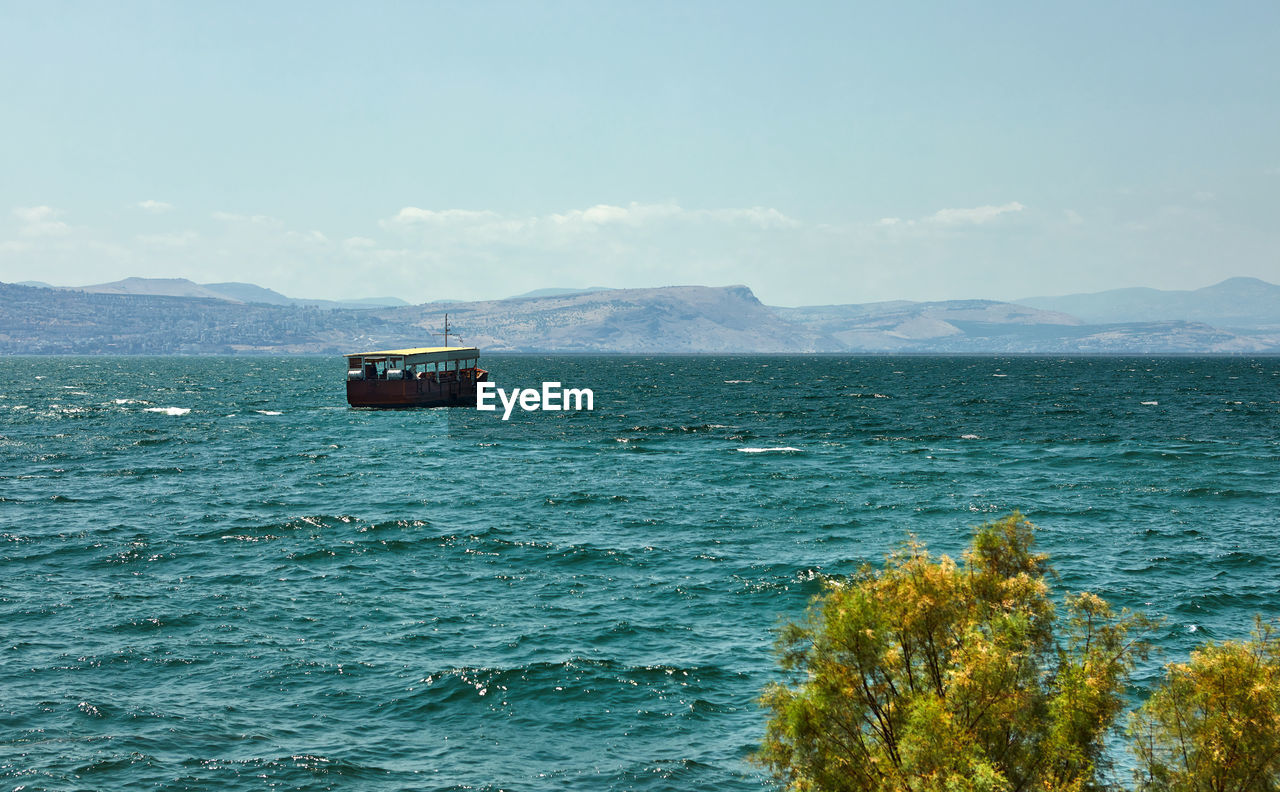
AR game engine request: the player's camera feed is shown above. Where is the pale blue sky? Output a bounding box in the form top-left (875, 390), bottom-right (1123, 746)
top-left (2, 1), bottom-right (1277, 305)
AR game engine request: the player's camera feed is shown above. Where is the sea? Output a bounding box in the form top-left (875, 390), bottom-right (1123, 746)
top-left (2, 355), bottom-right (1278, 791)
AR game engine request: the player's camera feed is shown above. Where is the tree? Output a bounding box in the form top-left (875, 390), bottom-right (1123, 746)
top-left (758, 513), bottom-right (1151, 792)
top-left (1129, 619), bottom-right (1280, 792)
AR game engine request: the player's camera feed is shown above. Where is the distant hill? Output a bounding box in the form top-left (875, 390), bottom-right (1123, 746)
top-left (66, 277), bottom-right (408, 310)
top-left (336, 296), bottom-right (411, 308)
top-left (774, 300), bottom-right (1082, 351)
top-left (1, 277), bottom-right (1277, 355)
top-left (0, 282), bottom-right (411, 354)
top-left (77, 277), bottom-right (230, 301)
top-left (0, 282), bottom-right (839, 354)
top-left (1019, 277), bottom-right (1280, 331)
top-left (504, 286), bottom-right (613, 301)
top-left (774, 297), bottom-right (1267, 354)
top-left (378, 287), bottom-right (1270, 354)
top-left (383, 285), bottom-right (836, 352)
top-left (202, 281), bottom-right (294, 305)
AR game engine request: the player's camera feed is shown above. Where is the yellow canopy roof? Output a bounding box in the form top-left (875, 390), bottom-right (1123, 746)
top-left (345, 346), bottom-right (479, 365)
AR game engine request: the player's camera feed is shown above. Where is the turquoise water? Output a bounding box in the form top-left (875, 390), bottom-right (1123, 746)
top-left (2, 355), bottom-right (1278, 790)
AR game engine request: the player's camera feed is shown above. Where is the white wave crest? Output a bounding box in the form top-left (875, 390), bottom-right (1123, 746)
top-left (737, 447), bottom-right (802, 453)
top-left (145, 407), bottom-right (191, 416)
top-left (256, 410), bottom-right (283, 416)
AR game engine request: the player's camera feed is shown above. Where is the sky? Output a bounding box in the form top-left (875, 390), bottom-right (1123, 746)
top-left (2, 1), bottom-right (1277, 306)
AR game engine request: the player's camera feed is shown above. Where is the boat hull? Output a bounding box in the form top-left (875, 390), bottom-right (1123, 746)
top-left (346, 371), bottom-right (488, 409)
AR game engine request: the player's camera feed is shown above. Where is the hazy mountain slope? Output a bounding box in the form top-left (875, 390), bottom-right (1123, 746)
top-left (774, 297), bottom-right (1267, 353)
top-left (0, 282), bottom-right (411, 354)
top-left (505, 286), bottom-right (613, 300)
top-left (203, 282), bottom-right (294, 305)
top-left (1060, 321), bottom-right (1268, 353)
top-left (774, 300), bottom-right (1082, 350)
top-left (334, 296), bottom-right (411, 307)
top-left (76, 277), bottom-right (235, 301)
top-left (67, 277), bottom-right (409, 311)
top-left (2, 278), bottom-right (1275, 355)
top-left (381, 285), bottom-right (839, 352)
top-left (0, 283), bottom-right (837, 354)
top-left (1019, 277), bottom-right (1280, 330)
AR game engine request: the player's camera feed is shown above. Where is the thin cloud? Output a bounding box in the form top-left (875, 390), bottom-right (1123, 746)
top-left (382, 202), bottom-right (798, 235)
top-left (550, 202), bottom-right (798, 229)
top-left (212, 211), bottom-right (282, 226)
top-left (872, 202), bottom-right (1025, 231)
top-left (343, 236), bottom-right (377, 251)
top-left (137, 230), bottom-right (199, 247)
top-left (382, 208), bottom-right (500, 227)
top-left (552, 202), bottom-right (683, 226)
top-left (137, 200), bottom-right (173, 213)
top-left (283, 229), bottom-right (330, 246)
top-left (14, 205), bottom-right (71, 236)
top-left (699, 206), bottom-right (799, 229)
top-left (929, 201), bottom-right (1025, 225)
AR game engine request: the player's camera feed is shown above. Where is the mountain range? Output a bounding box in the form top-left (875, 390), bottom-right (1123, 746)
top-left (1018, 277), bottom-right (1280, 331)
top-left (1, 277), bottom-right (1277, 355)
top-left (17, 277), bottom-right (410, 310)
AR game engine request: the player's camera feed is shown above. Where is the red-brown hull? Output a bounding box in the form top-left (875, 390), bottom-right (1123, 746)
top-left (347, 371), bottom-right (488, 408)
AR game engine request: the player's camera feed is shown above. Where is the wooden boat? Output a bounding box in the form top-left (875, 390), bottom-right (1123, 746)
top-left (345, 346), bottom-right (488, 408)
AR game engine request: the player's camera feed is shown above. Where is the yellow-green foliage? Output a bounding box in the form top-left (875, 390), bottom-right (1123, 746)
top-left (758, 513), bottom-right (1152, 792)
top-left (1130, 619), bottom-right (1280, 792)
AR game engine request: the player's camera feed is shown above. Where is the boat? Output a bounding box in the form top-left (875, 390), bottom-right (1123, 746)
top-left (344, 345), bottom-right (487, 408)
